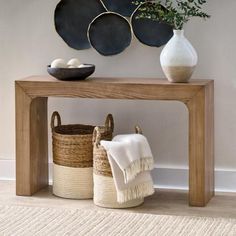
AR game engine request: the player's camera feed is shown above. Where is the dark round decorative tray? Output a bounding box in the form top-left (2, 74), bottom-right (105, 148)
top-left (47, 64), bottom-right (95, 81)
top-left (131, 3), bottom-right (173, 47)
top-left (54, 0), bottom-right (105, 50)
top-left (88, 12), bottom-right (132, 56)
top-left (101, 0), bottom-right (141, 17)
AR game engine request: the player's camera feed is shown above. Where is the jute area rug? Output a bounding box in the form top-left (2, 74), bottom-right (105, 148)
top-left (0, 205), bottom-right (235, 236)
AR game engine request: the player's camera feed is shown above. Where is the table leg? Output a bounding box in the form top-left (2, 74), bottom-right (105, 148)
top-left (15, 83), bottom-right (48, 196)
top-left (186, 82), bottom-right (214, 206)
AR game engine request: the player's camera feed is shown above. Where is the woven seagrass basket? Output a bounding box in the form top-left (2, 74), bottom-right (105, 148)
top-left (51, 112), bottom-right (114, 199)
top-left (93, 126), bottom-right (144, 208)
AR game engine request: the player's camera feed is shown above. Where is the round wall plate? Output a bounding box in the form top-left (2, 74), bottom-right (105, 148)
top-left (131, 3), bottom-right (173, 47)
top-left (88, 12), bottom-right (132, 56)
top-left (101, 0), bottom-right (141, 17)
top-left (55, 0), bottom-right (106, 50)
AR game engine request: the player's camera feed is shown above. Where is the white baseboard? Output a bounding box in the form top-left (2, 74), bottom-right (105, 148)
top-left (152, 166), bottom-right (236, 192)
top-left (1, 160), bottom-right (236, 192)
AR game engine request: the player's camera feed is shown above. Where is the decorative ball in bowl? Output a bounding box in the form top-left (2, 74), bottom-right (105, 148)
top-left (47, 59), bottom-right (95, 81)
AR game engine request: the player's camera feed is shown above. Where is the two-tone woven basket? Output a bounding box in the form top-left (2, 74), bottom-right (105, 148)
top-left (51, 112), bottom-right (114, 199)
top-left (93, 126), bottom-right (144, 208)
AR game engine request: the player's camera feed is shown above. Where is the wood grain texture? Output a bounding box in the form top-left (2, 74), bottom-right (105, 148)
top-left (16, 76), bottom-right (208, 101)
top-left (30, 97), bottom-right (48, 194)
top-left (205, 82), bottom-right (215, 204)
top-left (15, 83), bottom-right (31, 195)
top-left (186, 81), bottom-right (214, 206)
top-left (15, 76), bottom-right (214, 206)
top-left (15, 83), bottom-right (48, 196)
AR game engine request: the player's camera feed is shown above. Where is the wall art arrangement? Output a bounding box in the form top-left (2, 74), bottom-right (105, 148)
top-left (54, 0), bottom-right (173, 56)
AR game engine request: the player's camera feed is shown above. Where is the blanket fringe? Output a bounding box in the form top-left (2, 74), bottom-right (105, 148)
top-left (123, 158), bottom-right (154, 183)
top-left (117, 181), bottom-right (154, 203)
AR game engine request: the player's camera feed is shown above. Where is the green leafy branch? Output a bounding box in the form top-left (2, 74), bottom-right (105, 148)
top-left (133, 0), bottom-right (210, 30)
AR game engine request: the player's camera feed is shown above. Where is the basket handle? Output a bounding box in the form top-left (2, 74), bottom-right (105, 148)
top-left (135, 125), bottom-right (143, 134)
top-left (93, 126), bottom-right (102, 147)
top-left (51, 111), bottom-right (61, 131)
top-left (105, 114), bottom-right (114, 132)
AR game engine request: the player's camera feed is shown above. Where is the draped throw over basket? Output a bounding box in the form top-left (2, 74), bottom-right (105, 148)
top-left (93, 126), bottom-right (144, 208)
top-left (51, 111), bottom-right (114, 199)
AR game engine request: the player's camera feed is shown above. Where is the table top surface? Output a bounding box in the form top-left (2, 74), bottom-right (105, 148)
top-left (17, 75), bottom-right (213, 87)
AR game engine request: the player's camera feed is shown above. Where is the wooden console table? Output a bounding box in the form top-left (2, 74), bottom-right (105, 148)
top-left (15, 76), bottom-right (214, 207)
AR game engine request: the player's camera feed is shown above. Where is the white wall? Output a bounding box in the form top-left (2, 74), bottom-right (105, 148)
top-left (0, 0), bottom-right (236, 189)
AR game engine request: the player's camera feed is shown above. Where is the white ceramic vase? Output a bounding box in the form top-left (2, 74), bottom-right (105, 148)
top-left (160, 30), bottom-right (198, 83)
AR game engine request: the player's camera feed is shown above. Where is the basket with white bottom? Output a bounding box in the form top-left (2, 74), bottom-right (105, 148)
top-left (93, 126), bottom-right (144, 208)
top-left (51, 112), bottom-right (114, 199)
top-left (53, 164), bottom-right (93, 199)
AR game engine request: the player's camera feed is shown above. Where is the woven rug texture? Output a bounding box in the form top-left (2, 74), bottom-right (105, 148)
top-left (0, 205), bottom-right (236, 236)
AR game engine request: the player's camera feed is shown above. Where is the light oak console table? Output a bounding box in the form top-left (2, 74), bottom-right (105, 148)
top-left (15, 76), bottom-right (214, 207)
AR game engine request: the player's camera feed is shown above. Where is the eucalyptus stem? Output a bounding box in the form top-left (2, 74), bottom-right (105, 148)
top-left (133, 0), bottom-right (210, 30)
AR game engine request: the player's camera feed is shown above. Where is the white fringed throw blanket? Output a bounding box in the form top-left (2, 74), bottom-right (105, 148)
top-left (101, 134), bottom-right (155, 203)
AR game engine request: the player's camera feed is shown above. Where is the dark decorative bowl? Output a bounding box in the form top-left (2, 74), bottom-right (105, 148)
top-left (47, 64), bottom-right (95, 81)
